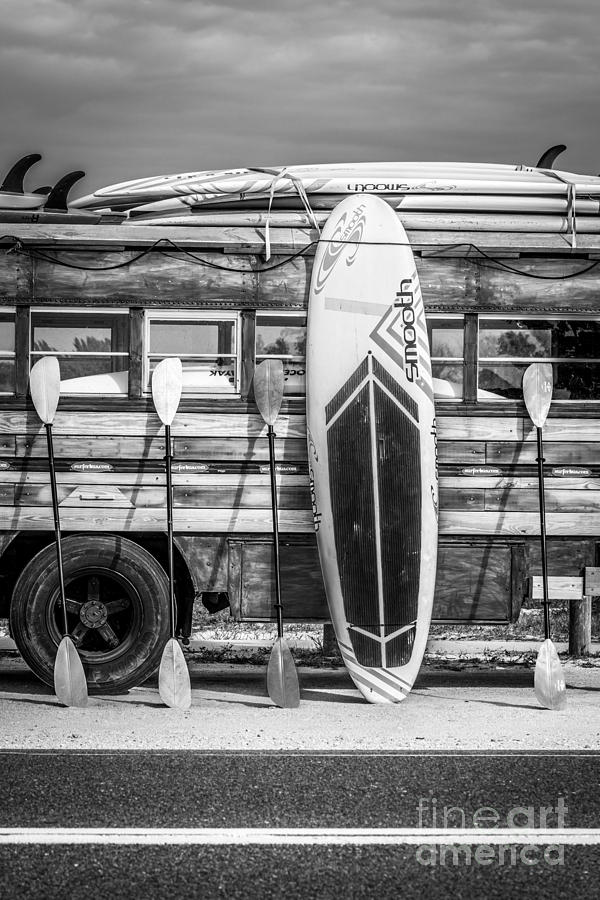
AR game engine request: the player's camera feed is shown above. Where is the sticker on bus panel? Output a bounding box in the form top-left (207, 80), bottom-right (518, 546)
top-left (70, 462), bottom-right (114, 473)
top-left (259, 464), bottom-right (300, 474)
top-left (171, 463), bottom-right (210, 473)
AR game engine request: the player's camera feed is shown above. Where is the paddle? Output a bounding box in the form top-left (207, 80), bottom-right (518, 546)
top-left (522, 363), bottom-right (567, 710)
top-left (254, 359), bottom-right (300, 708)
top-left (151, 357), bottom-right (192, 710)
top-left (29, 357), bottom-right (88, 707)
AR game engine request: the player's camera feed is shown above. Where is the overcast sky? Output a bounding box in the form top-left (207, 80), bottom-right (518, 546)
top-left (1, 0), bottom-right (599, 197)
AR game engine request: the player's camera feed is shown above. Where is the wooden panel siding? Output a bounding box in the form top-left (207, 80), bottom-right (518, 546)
top-left (484, 489), bottom-right (600, 512)
top-left (1, 411), bottom-right (600, 536)
top-left (3, 224), bottom-right (600, 254)
top-left (2, 226), bottom-right (600, 313)
top-left (0, 411), bottom-right (306, 438)
top-left (439, 512), bottom-right (600, 536)
top-left (487, 441), bottom-right (600, 466)
top-left (0, 507), bottom-right (313, 532)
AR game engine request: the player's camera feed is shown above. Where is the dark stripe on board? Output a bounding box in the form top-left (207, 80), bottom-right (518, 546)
top-left (372, 357), bottom-right (418, 422)
top-left (325, 357), bottom-right (369, 424)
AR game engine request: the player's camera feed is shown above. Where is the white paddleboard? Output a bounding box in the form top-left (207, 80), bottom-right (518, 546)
top-left (73, 161), bottom-right (600, 208)
top-left (306, 195), bottom-right (438, 704)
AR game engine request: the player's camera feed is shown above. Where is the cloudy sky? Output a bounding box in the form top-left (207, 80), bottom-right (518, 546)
top-left (1, 0), bottom-right (599, 196)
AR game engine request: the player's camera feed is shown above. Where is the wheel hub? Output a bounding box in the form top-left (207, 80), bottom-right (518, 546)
top-left (79, 600), bottom-right (108, 629)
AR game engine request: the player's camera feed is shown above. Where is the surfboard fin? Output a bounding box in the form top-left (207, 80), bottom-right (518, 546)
top-left (0, 153), bottom-right (42, 193)
top-left (535, 144), bottom-right (567, 169)
top-left (44, 171), bottom-right (86, 211)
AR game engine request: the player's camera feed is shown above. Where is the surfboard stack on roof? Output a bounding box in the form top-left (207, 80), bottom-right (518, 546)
top-left (67, 146), bottom-right (600, 240)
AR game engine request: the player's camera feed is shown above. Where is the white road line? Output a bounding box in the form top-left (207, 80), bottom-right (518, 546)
top-left (1, 828), bottom-right (600, 846)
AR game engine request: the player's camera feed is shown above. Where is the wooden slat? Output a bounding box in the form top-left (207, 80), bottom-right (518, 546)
top-left (175, 437), bottom-right (307, 462)
top-left (0, 507), bottom-right (313, 532)
top-left (524, 420), bottom-right (600, 442)
top-left (439, 511), bottom-right (600, 535)
top-left (4, 223), bottom-right (600, 253)
top-left (0, 471), bottom-right (308, 487)
top-left (16, 435), bottom-right (164, 459)
top-left (1, 411), bottom-right (525, 441)
top-left (438, 441), bottom-right (485, 463)
top-left (439, 488), bottom-right (484, 510)
top-left (528, 576), bottom-right (583, 601)
top-left (2, 506), bottom-right (595, 535)
top-left (441, 476), bottom-right (600, 490)
top-left (487, 441), bottom-right (600, 465)
top-left (0, 485), bottom-right (14, 505)
top-left (16, 434), bottom-right (305, 461)
top-left (16, 479), bottom-right (309, 510)
top-left (174, 485), bottom-right (310, 509)
top-left (0, 436), bottom-right (16, 456)
top-left (485, 489), bottom-right (600, 512)
top-left (437, 417), bottom-right (521, 441)
top-left (0, 411), bottom-right (306, 437)
top-left (30, 251), bottom-right (257, 302)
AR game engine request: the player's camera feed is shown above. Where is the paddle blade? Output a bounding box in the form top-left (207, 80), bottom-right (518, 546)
top-left (523, 363), bottom-right (553, 428)
top-left (267, 638), bottom-right (300, 708)
top-left (151, 358), bottom-right (183, 426)
top-left (30, 357), bottom-right (61, 425)
top-left (534, 638), bottom-right (567, 711)
top-left (54, 636), bottom-right (88, 708)
top-left (254, 359), bottom-right (284, 426)
top-left (158, 638), bottom-right (192, 709)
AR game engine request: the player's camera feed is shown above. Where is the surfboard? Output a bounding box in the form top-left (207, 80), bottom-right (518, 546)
top-left (127, 210), bottom-right (600, 234)
top-left (128, 192), bottom-right (600, 217)
top-left (0, 191), bottom-right (46, 210)
top-left (72, 161), bottom-right (600, 209)
top-left (306, 195), bottom-right (438, 704)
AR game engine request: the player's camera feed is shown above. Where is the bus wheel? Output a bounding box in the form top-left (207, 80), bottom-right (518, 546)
top-left (9, 533), bottom-right (171, 694)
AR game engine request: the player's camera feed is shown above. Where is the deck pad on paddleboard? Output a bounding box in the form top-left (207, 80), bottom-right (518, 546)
top-left (306, 195), bottom-right (438, 703)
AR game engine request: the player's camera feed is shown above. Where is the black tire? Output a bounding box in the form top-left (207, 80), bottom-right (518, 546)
top-left (9, 533), bottom-right (170, 694)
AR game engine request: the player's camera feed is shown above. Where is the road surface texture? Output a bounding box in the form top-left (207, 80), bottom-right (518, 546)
top-left (1, 657), bottom-right (600, 898)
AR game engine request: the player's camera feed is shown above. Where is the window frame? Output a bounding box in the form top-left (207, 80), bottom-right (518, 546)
top-left (255, 310), bottom-right (307, 397)
top-left (143, 309), bottom-right (242, 398)
top-left (0, 307), bottom-right (16, 396)
top-left (427, 313), bottom-right (466, 402)
top-left (477, 313), bottom-right (600, 404)
top-left (29, 306), bottom-right (130, 397)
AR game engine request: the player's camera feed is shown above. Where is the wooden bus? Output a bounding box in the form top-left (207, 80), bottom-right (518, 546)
top-left (1, 222), bottom-right (599, 692)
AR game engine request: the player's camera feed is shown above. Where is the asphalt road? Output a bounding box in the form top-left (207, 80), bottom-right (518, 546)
top-left (1, 750), bottom-right (600, 899)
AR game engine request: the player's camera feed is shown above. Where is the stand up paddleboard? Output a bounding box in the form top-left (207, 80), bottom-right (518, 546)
top-left (306, 195), bottom-right (438, 704)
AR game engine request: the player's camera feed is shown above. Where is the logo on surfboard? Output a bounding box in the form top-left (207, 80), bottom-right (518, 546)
top-left (313, 204), bottom-right (367, 294)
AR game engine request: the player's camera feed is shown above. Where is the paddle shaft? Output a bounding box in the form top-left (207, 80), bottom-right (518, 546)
top-left (164, 423), bottom-right (176, 639)
top-left (44, 422), bottom-right (69, 637)
top-left (535, 426), bottom-right (551, 639)
top-left (267, 425), bottom-right (284, 638)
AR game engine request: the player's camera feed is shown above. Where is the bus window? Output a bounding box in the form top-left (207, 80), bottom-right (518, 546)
top-left (0, 311), bottom-right (15, 394)
top-left (31, 310), bottom-right (129, 395)
top-left (256, 313), bottom-right (306, 395)
top-left (478, 317), bottom-right (600, 400)
top-left (427, 315), bottom-right (464, 400)
top-left (146, 312), bottom-right (240, 394)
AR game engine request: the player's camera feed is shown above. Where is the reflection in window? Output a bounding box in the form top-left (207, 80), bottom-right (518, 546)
top-left (478, 318), bottom-right (600, 400)
top-left (30, 311), bottom-right (129, 395)
top-left (256, 313), bottom-right (306, 395)
top-left (147, 314), bottom-right (239, 393)
top-left (427, 316), bottom-right (464, 400)
top-left (0, 312), bottom-right (15, 394)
